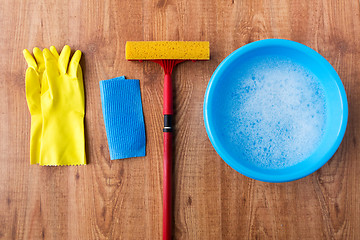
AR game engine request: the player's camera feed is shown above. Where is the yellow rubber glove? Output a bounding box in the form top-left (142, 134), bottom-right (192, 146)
top-left (23, 47), bottom-right (47, 164)
top-left (40, 45), bottom-right (86, 165)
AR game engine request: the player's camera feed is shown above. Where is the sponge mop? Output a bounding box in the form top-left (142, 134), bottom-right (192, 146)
top-left (126, 41), bottom-right (209, 60)
top-left (126, 41), bottom-right (210, 240)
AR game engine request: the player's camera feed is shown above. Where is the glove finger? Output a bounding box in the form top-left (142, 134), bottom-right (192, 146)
top-left (43, 48), bottom-right (60, 98)
top-left (33, 47), bottom-right (45, 72)
top-left (68, 50), bottom-right (82, 77)
top-left (43, 48), bottom-right (59, 78)
top-left (41, 71), bottom-right (49, 95)
top-left (77, 65), bottom-right (85, 113)
top-left (23, 49), bottom-right (37, 69)
top-left (77, 65), bottom-right (83, 80)
top-left (59, 45), bottom-right (71, 74)
top-left (25, 67), bottom-right (41, 114)
top-left (50, 46), bottom-right (60, 60)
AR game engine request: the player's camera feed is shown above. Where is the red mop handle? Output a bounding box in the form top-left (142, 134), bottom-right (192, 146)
top-left (163, 131), bottom-right (172, 240)
top-left (163, 73), bottom-right (173, 240)
top-left (164, 73), bottom-right (173, 115)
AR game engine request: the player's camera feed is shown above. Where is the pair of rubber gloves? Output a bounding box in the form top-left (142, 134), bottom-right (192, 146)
top-left (23, 45), bottom-right (86, 165)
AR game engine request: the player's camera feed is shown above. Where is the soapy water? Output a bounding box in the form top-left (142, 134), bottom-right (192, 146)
top-left (223, 56), bottom-right (327, 169)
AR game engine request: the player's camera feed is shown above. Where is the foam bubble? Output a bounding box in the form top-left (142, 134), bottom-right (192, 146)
top-left (224, 56), bottom-right (327, 169)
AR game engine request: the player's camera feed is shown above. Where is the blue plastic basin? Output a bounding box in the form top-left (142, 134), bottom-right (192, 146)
top-left (203, 39), bottom-right (348, 182)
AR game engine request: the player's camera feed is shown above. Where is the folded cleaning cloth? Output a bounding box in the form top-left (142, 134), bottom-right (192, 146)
top-left (100, 76), bottom-right (146, 160)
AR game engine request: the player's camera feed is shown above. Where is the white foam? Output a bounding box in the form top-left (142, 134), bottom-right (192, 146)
top-left (224, 57), bottom-right (327, 169)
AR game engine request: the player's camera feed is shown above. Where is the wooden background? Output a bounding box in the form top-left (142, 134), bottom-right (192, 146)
top-left (1, 0), bottom-right (359, 239)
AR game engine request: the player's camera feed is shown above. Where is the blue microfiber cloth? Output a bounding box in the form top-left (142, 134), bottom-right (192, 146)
top-left (100, 76), bottom-right (146, 160)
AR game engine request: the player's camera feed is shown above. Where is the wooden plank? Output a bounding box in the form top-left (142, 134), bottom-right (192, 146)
top-left (0, 0), bottom-right (359, 239)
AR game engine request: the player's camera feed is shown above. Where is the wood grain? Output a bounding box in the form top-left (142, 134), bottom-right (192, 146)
top-left (1, 0), bottom-right (360, 239)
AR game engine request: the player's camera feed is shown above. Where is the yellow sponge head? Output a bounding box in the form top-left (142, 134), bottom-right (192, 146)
top-left (126, 41), bottom-right (210, 60)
